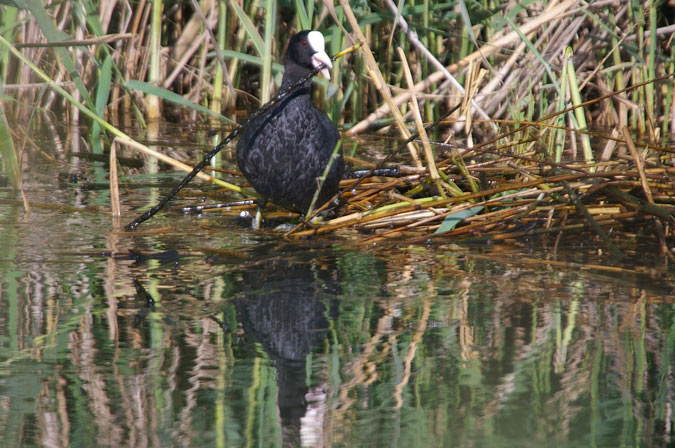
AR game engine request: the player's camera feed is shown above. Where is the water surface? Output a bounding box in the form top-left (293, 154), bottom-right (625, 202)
top-left (0, 122), bottom-right (673, 447)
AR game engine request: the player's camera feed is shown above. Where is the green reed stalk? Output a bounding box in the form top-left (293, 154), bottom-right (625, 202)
top-left (565, 47), bottom-right (594, 170)
top-left (0, 96), bottom-right (20, 190)
top-left (147, 0), bottom-right (163, 120)
top-left (646, 0), bottom-right (657, 122)
top-left (349, 23), bottom-right (365, 123)
top-left (634, 4), bottom-right (645, 134)
top-left (227, 0), bottom-right (257, 92)
top-left (305, 140), bottom-right (342, 219)
top-left (329, 8), bottom-right (346, 122)
top-left (209, 0), bottom-right (228, 171)
top-left (458, 27), bottom-right (469, 86)
top-left (553, 52), bottom-right (569, 163)
top-left (305, 0), bottom-right (314, 23)
top-left (260, 0), bottom-right (276, 103)
top-left (609, 8), bottom-right (626, 126)
top-left (663, 46), bottom-right (675, 139)
top-left (212, 0), bottom-right (227, 116)
top-left (0, 6), bottom-right (17, 83)
top-left (423, 0), bottom-right (434, 121)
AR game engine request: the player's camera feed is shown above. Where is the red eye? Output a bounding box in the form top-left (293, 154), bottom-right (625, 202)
top-left (301, 41), bottom-right (307, 47)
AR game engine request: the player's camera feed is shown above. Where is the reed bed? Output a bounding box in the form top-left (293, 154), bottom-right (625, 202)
top-left (0, 0), bottom-right (674, 252)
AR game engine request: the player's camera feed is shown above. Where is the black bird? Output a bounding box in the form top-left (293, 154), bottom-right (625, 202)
top-left (236, 30), bottom-right (343, 215)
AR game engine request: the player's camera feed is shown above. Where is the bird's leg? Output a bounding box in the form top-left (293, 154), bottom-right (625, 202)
top-left (250, 196), bottom-right (267, 230)
top-left (252, 206), bottom-right (263, 230)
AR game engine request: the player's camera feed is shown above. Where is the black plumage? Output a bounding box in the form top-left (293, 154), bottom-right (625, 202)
top-left (236, 30), bottom-right (343, 214)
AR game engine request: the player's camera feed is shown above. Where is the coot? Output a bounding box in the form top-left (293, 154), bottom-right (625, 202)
top-left (236, 30), bottom-right (343, 214)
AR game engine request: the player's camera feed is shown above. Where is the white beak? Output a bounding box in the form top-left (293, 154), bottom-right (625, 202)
top-left (307, 31), bottom-right (332, 80)
top-left (311, 51), bottom-right (333, 80)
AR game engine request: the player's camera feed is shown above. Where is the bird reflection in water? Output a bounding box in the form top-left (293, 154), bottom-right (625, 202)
top-left (233, 255), bottom-right (339, 446)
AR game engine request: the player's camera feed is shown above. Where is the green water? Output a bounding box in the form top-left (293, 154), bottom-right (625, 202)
top-left (0, 123), bottom-right (673, 447)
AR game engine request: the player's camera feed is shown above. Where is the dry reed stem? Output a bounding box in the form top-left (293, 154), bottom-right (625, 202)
top-left (14, 33), bottom-right (133, 48)
top-left (110, 139), bottom-right (121, 220)
top-left (359, 188), bottom-right (550, 242)
top-left (345, 175), bottom-right (422, 203)
top-left (384, 0), bottom-right (492, 123)
top-left (347, 0), bottom-right (579, 135)
top-left (187, 0), bottom-right (234, 99)
top-left (339, 0), bottom-right (422, 166)
top-left (605, 187), bottom-right (674, 221)
top-left (461, 61), bottom-right (487, 137)
top-left (397, 47), bottom-right (440, 183)
top-left (164, 33), bottom-right (208, 89)
top-left (442, 214), bottom-right (641, 243)
top-left (113, 137), bottom-right (235, 188)
top-left (622, 126), bottom-right (654, 204)
top-left (563, 182), bottom-right (622, 256)
top-left (301, 172), bottom-right (592, 237)
top-left (465, 72), bottom-right (675, 172)
top-left (290, 158), bottom-right (675, 242)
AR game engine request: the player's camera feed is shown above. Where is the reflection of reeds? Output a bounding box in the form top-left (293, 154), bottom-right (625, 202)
top-left (2, 236), bottom-right (674, 444)
top-left (392, 298), bottom-right (431, 408)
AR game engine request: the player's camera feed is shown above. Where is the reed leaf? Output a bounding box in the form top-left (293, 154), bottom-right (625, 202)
top-left (387, 0), bottom-right (406, 49)
top-left (125, 80), bottom-right (234, 124)
top-left (294, 0), bottom-right (311, 30)
top-left (74, 0), bottom-right (104, 36)
top-left (91, 53), bottom-right (112, 151)
top-left (0, 5), bottom-right (18, 81)
top-left (229, 0), bottom-right (264, 56)
top-left (434, 206), bottom-right (483, 234)
top-left (565, 47), bottom-right (594, 168)
top-left (457, 0), bottom-right (478, 46)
